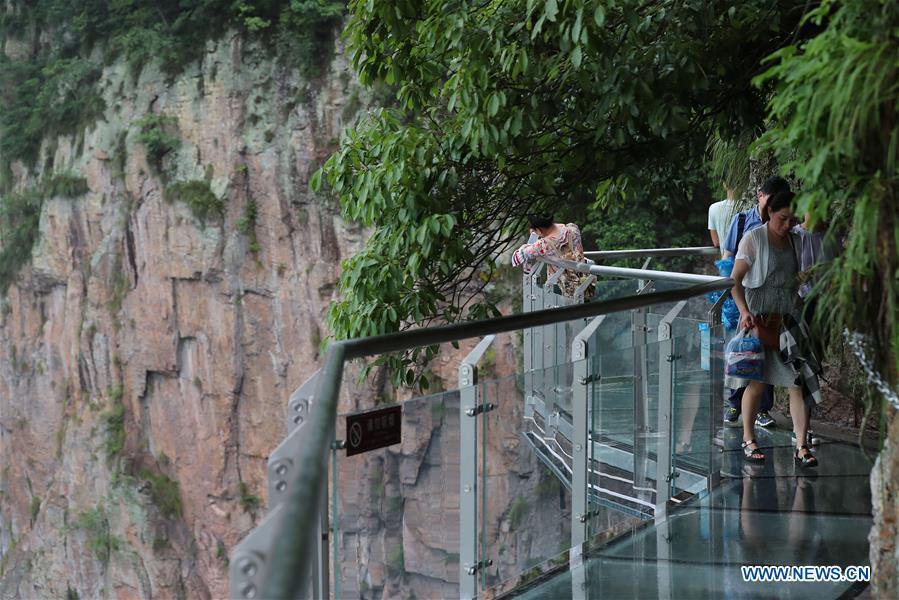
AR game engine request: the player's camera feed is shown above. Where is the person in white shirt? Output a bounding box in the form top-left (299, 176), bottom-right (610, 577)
top-left (729, 191), bottom-right (820, 468)
top-left (707, 184), bottom-right (741, 256)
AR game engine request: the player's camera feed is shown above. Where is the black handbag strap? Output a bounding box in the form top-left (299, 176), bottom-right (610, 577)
top-left (735, 212), bottom-right (747, 248)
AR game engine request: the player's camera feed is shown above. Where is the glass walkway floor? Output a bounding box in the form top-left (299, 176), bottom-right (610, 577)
top-left (229, 253), bottom-right (877, 600)
top-left (515, 427), bottom-right (873, 599)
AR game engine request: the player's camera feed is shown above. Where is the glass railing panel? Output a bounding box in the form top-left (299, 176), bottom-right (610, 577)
top-left (331, 389), bottom-right (461, 599)
top-left (472, 357), bottom-right (648, 597)
top-left (588, 307), bottom-right (633, 352)
top-left (475, 366), bottom-right (573, 596)
top-left (584, 337), bottom-right (669, 519)
top-left (591, 279), bottom-right (644, 302)
top-left (587, 339), bottom-right (637, 449)
top-left (670, 331), bottom-right (715, 496)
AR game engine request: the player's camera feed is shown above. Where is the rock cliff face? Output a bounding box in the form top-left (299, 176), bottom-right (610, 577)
top-left (0, 32), bottom-right (588, 600)
top-left (0, 35), bottom-right (364, 599)
top-left (871, 415), bottom-right (899, 597)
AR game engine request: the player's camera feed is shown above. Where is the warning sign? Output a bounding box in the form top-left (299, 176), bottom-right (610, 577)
top-left (345, 405), bottom-right (402, 457)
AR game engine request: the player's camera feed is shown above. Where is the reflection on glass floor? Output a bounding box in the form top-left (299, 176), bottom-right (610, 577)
top-left (514, 428), bottom-right (874, 599)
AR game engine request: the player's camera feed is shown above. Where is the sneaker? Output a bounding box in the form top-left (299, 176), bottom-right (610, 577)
top-left (792, 430), bottom-right (820, 447)
top-left (755, 411), bottom-right (776, 428)
top-left (724, 407), bottom-right (741, 427)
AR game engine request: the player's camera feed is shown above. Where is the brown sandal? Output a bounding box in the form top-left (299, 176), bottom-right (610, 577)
top-left (741, 439), bottom-right (765, 463)
top-left (794, 445), bottom-right (818, 468)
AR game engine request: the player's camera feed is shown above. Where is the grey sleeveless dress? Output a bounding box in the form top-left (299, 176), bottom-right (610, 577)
top-left (725, 243), bottom-right (800, 388)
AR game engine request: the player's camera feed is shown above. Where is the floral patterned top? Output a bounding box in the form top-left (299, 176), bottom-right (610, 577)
top-left (512, 223), bottom-right (595, 299)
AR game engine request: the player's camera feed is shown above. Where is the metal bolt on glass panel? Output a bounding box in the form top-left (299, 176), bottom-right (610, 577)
top-left (286, 370), bottom-right (319, 434)
top-left (230, 505), bottom-right (280, 600)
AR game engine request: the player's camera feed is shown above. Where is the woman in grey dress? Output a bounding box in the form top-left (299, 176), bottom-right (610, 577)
top-left (729, 192), bottom-right (818, 467)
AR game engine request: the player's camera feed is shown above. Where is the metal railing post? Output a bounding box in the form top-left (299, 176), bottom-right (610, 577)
top-left (543, 268), bottom-right (566, 381)
top-left (655, 301), bottom-right (687, 520)
top-left (530, 264), bottom-right (546, 398)
top-left (571, 337), bottom-right (589, 548)
top-left (637, 257), bottom-right (652, 291)
top-left (459, 336), bottom-right (496, 600)
top-left (632, 281), bottom-right (653, 488)
top-left (707, 290), bottom-right (730, 491)
top-left (231, 368), bottom-right (322, 600)
top-left (523, 269), bottom-right (534, 373)
top-left (570, 313), bottom-right (607, 552)
top-left (656, 517), bottom-right (673, 600)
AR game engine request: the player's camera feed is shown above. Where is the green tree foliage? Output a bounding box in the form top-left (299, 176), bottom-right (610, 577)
top-left (318, 0), bottom-right (808, 382)
top-left (0, 174), bottom-right (91, 292)
top-left (0, 1), bottom-right (345, 76)
top-left (754, 0), bottom-right (899, 383)
top-left (136, 115), bottom-right (181, 172)
top-left (0, 189), bottom-right (43, 291)
top-left (165, 180), bottom-right (224, 224)
top-left (72, 505), bottom-right (121, 565)
top-left (0, 54), bottom-right (105, 176)
top-left (0, 1), bottom-right (344, 177)
top-left (138, 467), bottom-right (183, 519)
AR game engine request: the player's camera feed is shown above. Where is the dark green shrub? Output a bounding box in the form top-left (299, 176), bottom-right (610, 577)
top-left (29, 496), bottom-right (41, 524)
top-left (103, 387), bottom-right (126, 463)
top-left (166, 179), bottom-right (224, 224)
top-left (387, 544), bottom-right (404, 571)
top-left (0, 55), bottom-right (104, 174)
top-left (136, 115), bottom-right (181, 171)
top-left (237, 198), bottom-right (259, 253)
top-left (507, 498), bottom-right (528, 529)
top-left (238, 481), bottom-right (261, 512)
top-left (0, 189), bottom-right (42, 292)
top-left (138, 468), bottom-right (182, 519)
top-left (44, 172), bottom-right (89, 197)
top-left (73, 505), bottom-right (121, 564)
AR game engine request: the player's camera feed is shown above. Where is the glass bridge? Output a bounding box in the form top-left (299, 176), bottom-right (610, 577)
top-left (229, 247), bottom-right (874, 599)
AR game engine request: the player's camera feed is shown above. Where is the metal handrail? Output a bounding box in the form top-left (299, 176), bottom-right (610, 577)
top-left (538, 255), bottom-right (722, 285)
top-left (584, 246), bottom-right (719, 259)
top-left (260, 277), bottom-right (733, 598)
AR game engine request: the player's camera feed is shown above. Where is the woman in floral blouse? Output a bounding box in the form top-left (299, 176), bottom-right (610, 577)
top-left (512, 214), bottom-right (595, 300)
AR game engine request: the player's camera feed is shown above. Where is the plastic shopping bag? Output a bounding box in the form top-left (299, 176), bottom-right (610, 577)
top-left (705, 258), bottom-right (741, 329)
top-left (724, 330), bottom-right (764, 381)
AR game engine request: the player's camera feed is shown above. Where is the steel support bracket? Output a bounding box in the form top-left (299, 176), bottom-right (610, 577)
top-left (464, 402), bottom-right (496, 417)
top-left (230, 504), bottom-right (282, 599)
top-left (466, 559), bottom-right (494, 576)
top-left (578, 508), bottom-right (603, 523)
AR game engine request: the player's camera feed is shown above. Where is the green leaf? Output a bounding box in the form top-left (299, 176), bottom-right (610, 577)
top-left (487, 94), bottom-right (500, 117)
top-left (545, 0), bottom-right (558, 22)
top-left (309, 169), bottom-right (323, 192)
top-left (571, 46), bottom-right (583, 68)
